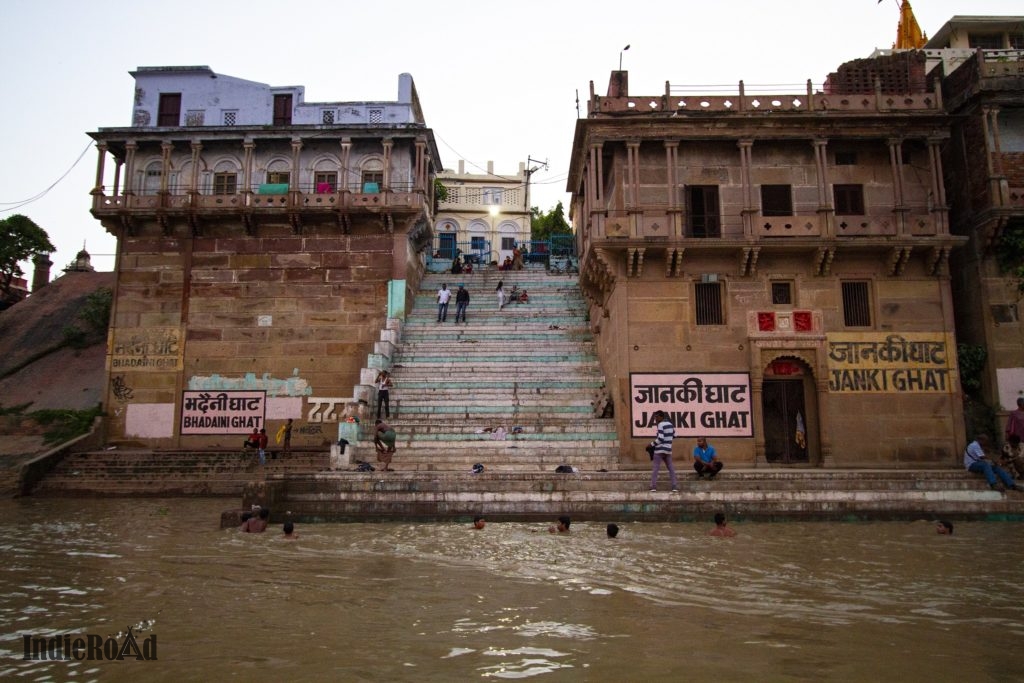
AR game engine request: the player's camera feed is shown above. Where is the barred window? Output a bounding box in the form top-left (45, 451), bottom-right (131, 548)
top-left (695, 282), bottom-right (724, 325)
top-left (222, 111), bottom-right (237, 126)
top-left (321, 109), bottom-right (335, 124)
top-left (841, 281), bottom-right (871, 327)
top-left (968, 33), bottom-right (1002, 49)
top-left (267, 171), bottom-right (290, 185)
top-left (369, 108), bottom-right (383, 124)
top-left (771, 281), bottom-right (793, 305)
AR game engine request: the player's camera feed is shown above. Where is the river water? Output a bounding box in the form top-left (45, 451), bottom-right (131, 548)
top-left (1, 497), bottom-right (1022, 682)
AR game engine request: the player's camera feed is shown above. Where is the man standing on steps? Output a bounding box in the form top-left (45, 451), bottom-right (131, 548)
top-left (454, 283), bottom-right (470, 324)
top-left (649, 410), bottom-right (678, 493)
top-left (437, 283), bottom-right (451, 323)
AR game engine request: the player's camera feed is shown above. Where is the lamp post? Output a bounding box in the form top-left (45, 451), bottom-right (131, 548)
top-left (619, 44), bottom-right (630, 71)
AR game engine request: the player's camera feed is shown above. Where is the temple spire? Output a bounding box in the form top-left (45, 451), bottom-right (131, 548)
top-left (894, 0), bottom-right (927, 49)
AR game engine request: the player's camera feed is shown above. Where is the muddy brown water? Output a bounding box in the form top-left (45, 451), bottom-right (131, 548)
top-left (1, 498), bottom-right (1022, 682)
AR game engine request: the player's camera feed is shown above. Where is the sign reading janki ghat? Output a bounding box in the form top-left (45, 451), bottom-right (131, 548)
top-left (630, 372), bottom-right (753, 438)
top-left (826, 333), bottom-right (955, 393)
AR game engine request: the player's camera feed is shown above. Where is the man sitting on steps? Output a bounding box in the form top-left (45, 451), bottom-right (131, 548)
top-left (964, 434), bottom-right (1020, 492)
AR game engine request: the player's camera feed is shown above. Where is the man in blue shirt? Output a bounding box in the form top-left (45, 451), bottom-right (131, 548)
top-left (693, 436), bottom-right (724, 479)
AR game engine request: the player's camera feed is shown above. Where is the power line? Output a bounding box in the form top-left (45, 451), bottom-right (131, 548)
top-left (0, 141), bottom-right (93, 214)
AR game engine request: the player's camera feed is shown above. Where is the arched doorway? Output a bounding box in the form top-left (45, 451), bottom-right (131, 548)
top-left (761, 356), bottom-right (816, 464)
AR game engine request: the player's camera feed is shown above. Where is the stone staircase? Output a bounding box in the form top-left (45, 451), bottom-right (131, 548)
top-left (30, 449), bottom-right (330, 497)
top-left (355, 265), bottom-right (620, 472)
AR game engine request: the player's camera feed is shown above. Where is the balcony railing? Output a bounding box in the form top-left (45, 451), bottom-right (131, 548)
top-left (589, 208), bottom-right (942, 241)
top-left (92, 181), bottom-right (426, 215)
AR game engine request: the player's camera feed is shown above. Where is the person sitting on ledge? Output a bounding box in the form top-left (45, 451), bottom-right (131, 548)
top-left (963, 434), bottom-right (1020, 492)
top-left (693, 436), bottom-right (724, 479)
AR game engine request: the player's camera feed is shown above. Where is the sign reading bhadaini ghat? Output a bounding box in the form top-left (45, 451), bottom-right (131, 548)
top-left (110, 327), bottom-right (183, 371)
top-left (180, 391), bottom-right (265, 434)
top-left (826, 333), bottom-right (955, 393)
top-left (630, 372), bottom-right (753, 438)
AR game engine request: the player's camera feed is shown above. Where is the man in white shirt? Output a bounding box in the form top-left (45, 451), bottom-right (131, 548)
top-left (437, 283), bottom-right (451, 323)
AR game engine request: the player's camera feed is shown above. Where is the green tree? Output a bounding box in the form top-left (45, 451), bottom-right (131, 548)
top-left (530, 202), bottom-right (572, 241)
top-left (0, 214), bottom-right (54, 299)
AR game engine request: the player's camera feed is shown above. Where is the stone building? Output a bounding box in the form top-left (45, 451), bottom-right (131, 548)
top-left (434, 160), bottom-right (531, 266)
top-left (88, 66), bottom-right (440, 448)
top-left (567, 66), bottom-right (966, 467)
top-left (925, 17), bottom-right (1024, 431)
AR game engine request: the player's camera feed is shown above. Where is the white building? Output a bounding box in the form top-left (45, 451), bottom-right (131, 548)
top-left (434, 161), bottom-right (531, 266)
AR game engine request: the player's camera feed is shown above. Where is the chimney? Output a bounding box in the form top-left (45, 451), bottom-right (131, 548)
top-left (608, 71), bottom-right (629, 97)
top-left (32, 252), bottom-right (52, 292)
top-left (487, 160), bottom-right (494, 175)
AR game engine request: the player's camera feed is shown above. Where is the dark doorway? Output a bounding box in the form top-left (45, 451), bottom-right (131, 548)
top-left (687, 185), bottom-right (721, 237)
top-left (438, 233), bottom-right (456, 260)
top-left (762, 379), bottom-right (809, 464)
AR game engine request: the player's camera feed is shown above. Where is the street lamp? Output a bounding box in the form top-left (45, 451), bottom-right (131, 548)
top-left (619, 44), bottom-right (630, 71)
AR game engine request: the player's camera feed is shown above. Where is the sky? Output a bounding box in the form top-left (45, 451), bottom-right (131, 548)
top-left (1, 0), bottom-right (1020, 278)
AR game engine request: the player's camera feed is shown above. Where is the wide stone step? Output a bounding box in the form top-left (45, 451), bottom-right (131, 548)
top-left (398, 339), bottom-right (595, 349)
top-left (391, 381), bottom-right (605, 391)
top-left (386, 408), bottom-right (598, 420)
top-left (235, 469), bottom-right (1024, 522)
top-left (256, 470), bottom-right (995, 493)
top-left (391, 360), bottom-right (601, 371)
top-left (385, 425), bottom-right (617, 436)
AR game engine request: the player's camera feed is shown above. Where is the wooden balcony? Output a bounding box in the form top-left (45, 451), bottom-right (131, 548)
top-left (580, 208), bottom-right (963, 279)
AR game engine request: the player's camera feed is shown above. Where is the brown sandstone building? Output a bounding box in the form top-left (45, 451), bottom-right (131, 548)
top-left (567, 16), bottom-right (1024, 467)
top-left (89, 67), bottom-right (440, 448)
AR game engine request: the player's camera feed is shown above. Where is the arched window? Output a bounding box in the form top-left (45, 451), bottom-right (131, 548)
top-left (141, 160), bottom-right (163, 196)
top-left (311, 155), bottom-right (340, 193)
top-left (211, 158), bottom-right (241, 195)
top-left (265, 158), bottom-right (290, 186)
top-left (360, 158), bottom-right (384, 193)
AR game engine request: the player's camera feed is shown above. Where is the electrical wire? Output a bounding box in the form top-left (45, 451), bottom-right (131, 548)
top-left (0, 141), bottom-right (93, 214)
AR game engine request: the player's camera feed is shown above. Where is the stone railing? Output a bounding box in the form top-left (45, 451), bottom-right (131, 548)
top-left (92, 188), bottom-right (425, 214)
top-left (588, 209), bottom-right (941, 241)
top-left (590, 81), bottom-right (941, 117)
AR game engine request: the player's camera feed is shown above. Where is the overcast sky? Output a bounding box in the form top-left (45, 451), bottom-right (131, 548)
top-left (2, 0), bottom-right (1019, 277)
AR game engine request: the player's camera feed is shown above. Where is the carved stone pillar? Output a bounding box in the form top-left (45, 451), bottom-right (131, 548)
top-left (92, 142), bottom-right (107, 195)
